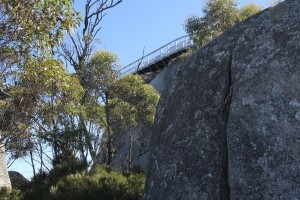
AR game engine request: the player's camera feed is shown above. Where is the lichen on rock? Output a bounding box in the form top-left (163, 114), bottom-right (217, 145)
top-left (143, 0), bottom-right (300, 199)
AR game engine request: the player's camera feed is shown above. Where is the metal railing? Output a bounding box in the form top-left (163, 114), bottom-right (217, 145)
top-left (120, 35), bottom-right (194, 76)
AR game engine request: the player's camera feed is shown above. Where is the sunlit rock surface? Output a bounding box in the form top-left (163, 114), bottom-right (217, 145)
top-left (0, 145), bottom-right (11, 188)
top-left (143, 0), bottom-right (300, 199)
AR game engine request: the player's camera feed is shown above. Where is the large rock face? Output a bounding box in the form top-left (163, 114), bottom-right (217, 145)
top-left (143, 0), bottom-right (300, 199)
top-left (150, 58), bottom-right (184, 94)
top-left (0, 145), bottom-right (11, 188)
top-left (105, 125), bottom-right (151, 172)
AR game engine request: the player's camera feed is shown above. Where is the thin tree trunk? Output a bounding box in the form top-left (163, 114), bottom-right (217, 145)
top-left (105, 91), bottom-right (113, 165)
top-left (128, 132), bottom-right (133, 172)
top-left (80, 115), bottom-right (97, 163)
top-left (78, 128), bottom-right (87, 165)
top-left (30, 150), bottom-right (36, 178)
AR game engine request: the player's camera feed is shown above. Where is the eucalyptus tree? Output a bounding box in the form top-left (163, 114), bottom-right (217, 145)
top-left (80, 52), bottom-right (159, 168)
top-left (108, 75), bottom-right (159, 170)
top-left (240, 4), bottom-right (263, 20)
top-left (0, 0), bottom-right (80, 174)
top-left (0, 0), bottom-right (80, 125)
top-left (184, 0), bottom-right (262, 48)
top-left (57, 0), bottom-right (122, 166)
top-left (0, 0), bottom-right (80, 82)
top-left (1, 58), bottom-right (84, 173)
top-left (59, 0), bottom-right (122, 73)
top-left (79, 50), bottom-right (119, 164)
top-left (0, 0), bottom-right (123, 174)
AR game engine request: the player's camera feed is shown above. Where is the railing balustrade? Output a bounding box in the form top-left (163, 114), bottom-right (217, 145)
top-left (120, 35), bottom-right (193, 76)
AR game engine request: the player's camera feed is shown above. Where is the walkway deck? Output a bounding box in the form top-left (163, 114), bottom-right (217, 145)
top-left (120, 35), bottom-right (193, 76)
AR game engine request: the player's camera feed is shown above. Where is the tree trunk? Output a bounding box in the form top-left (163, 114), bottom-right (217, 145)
top-left (29, 150), bottom-right (36, 178)
top-left (105, 92), bottom-right (113, 165)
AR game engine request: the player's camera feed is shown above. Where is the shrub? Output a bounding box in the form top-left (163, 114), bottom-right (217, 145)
top-left (21, 171), bottom-right (51, 200)
top-left (0, 187), bottom-right (23, 200)
top-left (49, 164), bottom-right (146, 200)
top-left (48, 174), bottom-right (99, 200)
top-left (20, 164), bottom-right (146, 200)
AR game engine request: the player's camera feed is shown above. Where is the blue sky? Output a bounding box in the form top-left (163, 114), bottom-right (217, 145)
top-left (10, 0), bottom-right (271, 180)
top-left (88, 0), bottom-right (269, 67)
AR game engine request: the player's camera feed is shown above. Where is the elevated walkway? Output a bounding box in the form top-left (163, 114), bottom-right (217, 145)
top-left (120, 35), bottom-right (193, 76)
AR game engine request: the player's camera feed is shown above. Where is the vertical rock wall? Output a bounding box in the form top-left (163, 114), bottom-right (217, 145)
top-left (0, 144), bottom-right (11, 188)
top-left (143, 0), bottom-right (300, 199)
top-left (227, 0), bottom-right (300, 198)
top-left (144, 31), bottom-right (237, 200)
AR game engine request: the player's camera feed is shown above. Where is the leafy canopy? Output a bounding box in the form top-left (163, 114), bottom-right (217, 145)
top-left (184, 0), bottom-right (262, 48)
top-left (110, 74), bottom-right (160, 131)
top-left (0, 0), bottom-right (79, 56)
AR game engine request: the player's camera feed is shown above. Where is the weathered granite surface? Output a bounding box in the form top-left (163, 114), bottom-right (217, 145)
top-left (107, 125), bottom-right (151, 172)
top-left (0, 145), bottom-right (11, 188)
top-left (143, 0), bottom-right (300, 199)
top-left (150, 58), bottom-right (184, 94)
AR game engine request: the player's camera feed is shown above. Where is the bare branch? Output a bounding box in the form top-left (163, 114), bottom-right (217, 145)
top-left (59, 0), bottom-right (122, 73)
top-left (137, 47), bottom-right (146, 71)
top-left (76, 32), bottom-right (84, 54)
top-left (68, 32), bottom-right (81, 60)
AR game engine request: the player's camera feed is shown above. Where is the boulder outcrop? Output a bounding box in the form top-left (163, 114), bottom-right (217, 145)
top-left (143, 0), bottom-right (300, 199)
top-left (8, 171), bottom-right (28, 189)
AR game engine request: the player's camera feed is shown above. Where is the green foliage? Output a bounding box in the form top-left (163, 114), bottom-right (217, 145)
top-left (20, 165), bottom-right (145, 200)
top-left (22, 156), bottom-right (87, 200)
top-left (83, 50), bottom-right (120, 92)
top-left (50, 153), bottom-right (87, 182)
top-left (204, 0), bottom-right (240, 33)
top-left (0, 187), bottom-right (23, 200)
top-left (110, 74), bottom-right (160, 130)
top-left (22, 174), bottom-right (51, 200)
top-left (1, 0), bottom-right (130, 190)
top-left (0, 0), bottom-right (81, 151)
top-left (49, 165), bottom-right (145, 200)
top-left (82, 52), bottom-right (159, 167)
top-left (178, 48), bottom-right (194, 61)
top-left (184, 14), bottom-right (202, 36)
top-left (240, 4), bottom-right (262, 20)
top-left (71, 50), bottom-right (121, 164)
top-left (5, 58), bottom-right (84, 125)
top-left (0, 0), bottom-right (80, 132)
top-left (82, 50), bottom-right (120, 121)
top-left (0, 187), bottom-right (10, 200)
top-left (0, 0), bottom-right (79, 57)
top-left (1, 58), bottom-right (84, 156)
top-left (97, 74), bottom-right (160, 170)
top-left (184, 0), bottom-right (262, 48)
